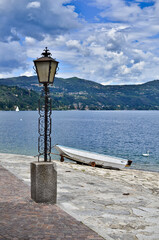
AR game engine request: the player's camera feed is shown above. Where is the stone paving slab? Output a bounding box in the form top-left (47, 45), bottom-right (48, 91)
top-left (0, 165), bottom-right (103, 240)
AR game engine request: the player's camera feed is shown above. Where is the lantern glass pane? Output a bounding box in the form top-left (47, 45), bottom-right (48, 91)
top-left (49, 61), bottom-right (57, 83)
top-left (35, 61), bottom-right (50, 83)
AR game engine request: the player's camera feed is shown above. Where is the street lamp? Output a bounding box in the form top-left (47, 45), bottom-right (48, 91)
top-left (34, 47), bottom-right (58, 85)
top-left (34, 47), bottom-right (59, 162)
top-left (31, 47), bottom-right (58, 204)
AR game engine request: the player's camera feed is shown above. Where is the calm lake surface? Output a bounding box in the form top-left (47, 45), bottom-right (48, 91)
top-left (0, 110), bottom-right (159, 172)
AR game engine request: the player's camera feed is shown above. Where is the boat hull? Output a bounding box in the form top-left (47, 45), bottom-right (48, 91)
top-left (55, 145), bottom-right (132, 170)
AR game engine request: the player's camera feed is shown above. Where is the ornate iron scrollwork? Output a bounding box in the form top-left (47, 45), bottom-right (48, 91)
top-left (38, 84), bottom-right (52, 162)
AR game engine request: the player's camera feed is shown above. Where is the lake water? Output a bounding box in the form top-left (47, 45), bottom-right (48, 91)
top-left (0, 110), bottom-right (159, 172)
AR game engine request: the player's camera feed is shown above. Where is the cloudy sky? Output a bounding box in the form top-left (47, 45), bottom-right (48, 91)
top-left (0, 0), bottom-right (159, 85)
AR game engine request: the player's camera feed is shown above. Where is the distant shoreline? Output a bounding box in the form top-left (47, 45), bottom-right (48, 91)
top-left (1, 109), bottom-right (159, 112)
top-left (1, 76), bottom-right (159, 110)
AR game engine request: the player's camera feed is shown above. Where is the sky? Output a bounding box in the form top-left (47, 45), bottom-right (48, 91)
top-left (0, 0), bottom-right (159, 85)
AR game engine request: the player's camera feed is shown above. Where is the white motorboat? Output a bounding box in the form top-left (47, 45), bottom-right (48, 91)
top-left (54, 145), bottom-right (132, 170)
top-left (142, 151), bottom-right (150, 157)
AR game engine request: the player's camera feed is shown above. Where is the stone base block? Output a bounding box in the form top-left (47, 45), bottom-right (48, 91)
top-left (31, 162), bottom-right (57, 204)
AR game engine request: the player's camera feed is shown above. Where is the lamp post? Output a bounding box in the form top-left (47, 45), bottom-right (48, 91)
top-left (31, 47), bottom-right (59, 203)
top-left (34, 47), bottom-right (59, 162)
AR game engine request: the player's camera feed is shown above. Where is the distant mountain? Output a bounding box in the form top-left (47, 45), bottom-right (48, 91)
top-left (0, 76), bottom-right (159, 110)
top-left (0, 76), bottom-right (39, 91)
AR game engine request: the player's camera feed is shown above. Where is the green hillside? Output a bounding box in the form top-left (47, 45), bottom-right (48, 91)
top-left (0, 86), bottom-right (39, 110)
top-left (0, 76), bottom-right (159, 110)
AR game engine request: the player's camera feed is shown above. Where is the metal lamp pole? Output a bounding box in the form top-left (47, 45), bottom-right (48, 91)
top-left (34, 47), bottom-right (59, 162)
top-left (38, 82), bottom-right (52, 162)
top-left (44, 83), bottom-right (49, 161)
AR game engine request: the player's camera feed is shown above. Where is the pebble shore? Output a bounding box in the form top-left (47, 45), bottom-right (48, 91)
top-left (0, 153), bottom-right (159, 240)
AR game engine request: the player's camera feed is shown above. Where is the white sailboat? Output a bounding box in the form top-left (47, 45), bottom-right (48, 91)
top-left (54, 145), bottom-right (132, 170)
top-left (15, 106), bottom-right (19, 112)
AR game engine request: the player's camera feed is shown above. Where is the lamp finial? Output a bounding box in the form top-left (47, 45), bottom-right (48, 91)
top-left (41, 47), bottom-right (51, 57)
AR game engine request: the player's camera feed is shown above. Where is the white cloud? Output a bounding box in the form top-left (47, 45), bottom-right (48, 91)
top-left (66, 40), bottom-right (82, 51)
top-left (99, 0), bottom-right (141, 22)
top-left (0, 0), bottom-right (80, 42)
top-left (0, 0), bottom-right (81, 76)
top-left (20, 71), bottom-right (34, 77)
top-left (27, 1), bottom-right (41, 9)
top-left (25, 37), bottom-right (37, 45)
top-left (51, 17), bottom-right (159, 84)
top-left (0, 41), bottom-right (27, 73)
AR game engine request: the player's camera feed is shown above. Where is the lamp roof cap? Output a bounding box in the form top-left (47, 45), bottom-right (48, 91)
top-left (34, 47), bottom-right (59, 63)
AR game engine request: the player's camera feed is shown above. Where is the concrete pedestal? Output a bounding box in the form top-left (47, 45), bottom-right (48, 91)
top-left (31, 162), bottom-right (57, 204)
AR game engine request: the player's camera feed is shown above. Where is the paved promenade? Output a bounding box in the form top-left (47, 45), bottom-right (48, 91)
top-left (0, 153), bottom-right (159, 240)
top-left (0, 164), bottom-right (103, 240)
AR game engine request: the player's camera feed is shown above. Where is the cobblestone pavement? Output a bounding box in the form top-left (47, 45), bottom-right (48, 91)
top-left (0, 165), bottom-right (103, 240)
